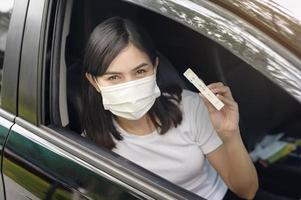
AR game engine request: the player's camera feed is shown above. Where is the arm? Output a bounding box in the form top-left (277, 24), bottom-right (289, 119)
top-left (200, 82), bottom-right (258, 199)
top-left (207, 130), bottom-right (258, 199)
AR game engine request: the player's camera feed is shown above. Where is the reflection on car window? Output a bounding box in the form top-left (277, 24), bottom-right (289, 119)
top-left (0, 0), bottom-right (14, 104)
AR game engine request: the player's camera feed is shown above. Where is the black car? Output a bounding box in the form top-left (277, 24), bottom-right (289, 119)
top-left (0, 0), bottom-right (301, 199)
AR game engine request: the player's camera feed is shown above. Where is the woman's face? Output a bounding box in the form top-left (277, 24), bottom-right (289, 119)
top-left (91, 43), bottom-right (158, 89)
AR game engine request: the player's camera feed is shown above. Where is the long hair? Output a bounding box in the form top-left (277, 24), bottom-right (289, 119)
top-left (82, 17), bottom-right (182, 149)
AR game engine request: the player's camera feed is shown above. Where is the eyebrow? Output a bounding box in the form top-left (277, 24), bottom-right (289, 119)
top-left (103, 63), bottom-right (149, 75)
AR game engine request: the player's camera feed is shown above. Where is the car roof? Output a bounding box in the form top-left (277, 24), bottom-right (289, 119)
top-left (210, 0), bottom-right (301, 58)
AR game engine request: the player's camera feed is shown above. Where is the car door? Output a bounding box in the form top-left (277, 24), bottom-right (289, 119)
top-left (2, 0), bottom-right (300, 199)
top-left (1, 0), bottom-right (203, 199)
top-left (0, 0), bottom-right (28, 199)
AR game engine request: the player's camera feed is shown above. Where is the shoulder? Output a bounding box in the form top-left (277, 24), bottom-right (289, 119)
top-left (179, 89), bottom-right (207, 126)
top-left (180, 90), bottom-right (223, 154)
top-left (181, 89), bottom-right (205, 110)
top-left (181, 89), bottom-right (199, 99)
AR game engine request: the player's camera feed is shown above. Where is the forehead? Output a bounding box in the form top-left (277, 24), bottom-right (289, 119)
top-left (106, 43), bottom-right (152, 73)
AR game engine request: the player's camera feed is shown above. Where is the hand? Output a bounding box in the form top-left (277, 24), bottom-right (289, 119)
top-left (199, 82), bottom-right (240, 139)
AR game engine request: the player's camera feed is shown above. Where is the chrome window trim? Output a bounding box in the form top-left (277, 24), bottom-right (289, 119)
top-left (124, 0), bottom-right (301, 103)
top-left (0, 108), bottom-right (15, 122)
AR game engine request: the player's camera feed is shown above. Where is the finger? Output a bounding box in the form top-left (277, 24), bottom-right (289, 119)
top-left (210, 86), bottom-right (234, 100)
top-left (207, 82), bottom-right (224, 89)
top-left (210, 86), bottom-right (230, 94)
top-left (217, 94), bottom-right (238, 109)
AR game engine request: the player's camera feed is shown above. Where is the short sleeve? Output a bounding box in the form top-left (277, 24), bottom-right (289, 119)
top-left (183, 90), bottom-right (223, 154)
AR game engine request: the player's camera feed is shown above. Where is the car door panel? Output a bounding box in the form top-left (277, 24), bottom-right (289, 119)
top-left (0, 112), bottom-right (14, 200)
top-left (3, 122), bottom-right (148, 200)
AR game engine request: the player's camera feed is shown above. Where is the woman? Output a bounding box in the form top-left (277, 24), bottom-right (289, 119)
top-left (82, 16), bottom-right (258, 200)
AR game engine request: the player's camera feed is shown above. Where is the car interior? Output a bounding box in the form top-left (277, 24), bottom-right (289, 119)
top-left (53, 0), bottom-right (301, 199)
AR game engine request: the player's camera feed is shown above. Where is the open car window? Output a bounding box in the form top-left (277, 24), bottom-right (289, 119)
top-left (41, 0), bottom-right (204, 199)
top-left (45, 0), bottom-right (301, 199)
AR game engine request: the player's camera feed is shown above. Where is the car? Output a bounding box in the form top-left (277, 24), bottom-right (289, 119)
top-left (0, 0), bottom-right (301, 199)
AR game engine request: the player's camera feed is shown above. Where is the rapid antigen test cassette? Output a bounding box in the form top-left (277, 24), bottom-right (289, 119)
top-left (183, 68), bottom-right (224, 110)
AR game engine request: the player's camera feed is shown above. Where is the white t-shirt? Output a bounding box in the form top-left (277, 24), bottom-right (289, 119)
top-left (112, 90), bottom-right (228, 200)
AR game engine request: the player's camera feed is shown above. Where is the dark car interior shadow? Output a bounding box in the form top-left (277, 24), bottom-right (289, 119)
top-left (64, 0), bottom-right (301, 199)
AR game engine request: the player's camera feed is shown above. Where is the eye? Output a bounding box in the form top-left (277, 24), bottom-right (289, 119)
top-left (136, 69), bottom-right (146, 75)
top-left (107, 75), bottom-right (119, 81)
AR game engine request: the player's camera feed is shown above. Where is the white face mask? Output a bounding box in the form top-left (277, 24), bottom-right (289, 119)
top-left (96, 74), bottom-right (161, 120)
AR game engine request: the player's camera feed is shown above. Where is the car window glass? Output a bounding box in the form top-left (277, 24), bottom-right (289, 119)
top-left (0, 0), bottom-right (14, 104)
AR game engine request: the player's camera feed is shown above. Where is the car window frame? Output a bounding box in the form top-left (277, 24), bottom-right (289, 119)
top-left (46, 0), bottom-right (301, 199)
top-left (123, 0), bottom-right (301, 104)
top-left (46, 0), bottom-right (299, 199)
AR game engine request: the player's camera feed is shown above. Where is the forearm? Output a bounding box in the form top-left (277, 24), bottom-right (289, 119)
top-left (221, 129), bottom-right (259, 199)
